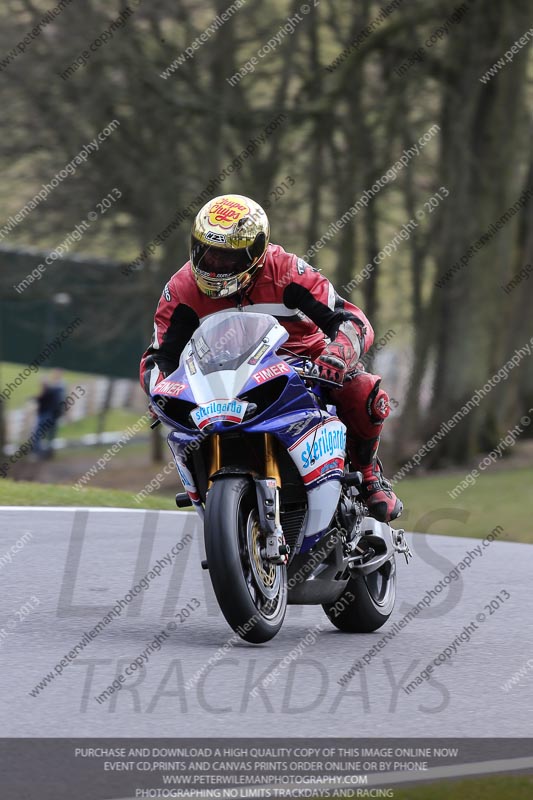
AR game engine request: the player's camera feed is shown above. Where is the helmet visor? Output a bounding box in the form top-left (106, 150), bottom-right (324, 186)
top-left (191, 239), bottom-right (253, 278)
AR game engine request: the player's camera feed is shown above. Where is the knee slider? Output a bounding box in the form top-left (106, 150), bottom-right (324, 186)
top-left (346, 371), bottom-right (389, 422)
top-left (367, 379), bottom-right (390, 423)
top-left (334, 371), bottom-right (390, 433)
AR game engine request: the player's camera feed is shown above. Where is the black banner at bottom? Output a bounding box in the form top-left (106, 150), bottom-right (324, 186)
top-left (0, 738), bottom-right (532, 800)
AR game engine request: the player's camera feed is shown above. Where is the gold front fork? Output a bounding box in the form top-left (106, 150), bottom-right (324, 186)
top-left (208, 434), bottom-right (221, 485)
top-left (264, 433), bottom-right (281, 486)
top-left (208, 434), bottom-right (281, 489)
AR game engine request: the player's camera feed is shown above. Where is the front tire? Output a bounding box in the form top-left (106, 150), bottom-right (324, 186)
top-left (322, 558), bottom-right (396, 632)
top-left (204, 476), bottom-right (287, 643)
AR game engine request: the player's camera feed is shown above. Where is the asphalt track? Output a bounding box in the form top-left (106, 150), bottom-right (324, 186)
top-left (0, 506), bottom-right (531, 737)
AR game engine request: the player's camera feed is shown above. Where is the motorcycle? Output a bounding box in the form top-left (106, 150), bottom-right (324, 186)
top-left (151, 310), bottom-right (410, 643)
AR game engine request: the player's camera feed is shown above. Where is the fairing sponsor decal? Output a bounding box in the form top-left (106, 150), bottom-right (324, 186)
top-left (288, 417), bottom-right (346, 486)
top-left (156, 379), bottom-right (187, 397)
top-left (185, 356), bottom-right (197, 375)
top-left (247, 342), bottom-right (270, 365)
top-left (191, 398), bottom-right (248, 429)
top-left (252, 360), bottom-right (291, 385)
top-left (176, 461), bottom-right (200, 502)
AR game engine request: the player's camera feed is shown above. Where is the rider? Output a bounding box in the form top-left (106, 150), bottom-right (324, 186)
top-left (140, 194), bottom-right (402, 522)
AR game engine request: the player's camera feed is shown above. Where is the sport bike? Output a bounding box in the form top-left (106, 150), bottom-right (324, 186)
top-left (151, 310), bottom-right (410, 643)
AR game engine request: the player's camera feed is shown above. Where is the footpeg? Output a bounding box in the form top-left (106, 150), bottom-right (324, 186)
top-left (342, 471), bottom-right (364, 487)
top-left (392, 528), bottom-right (412, 564)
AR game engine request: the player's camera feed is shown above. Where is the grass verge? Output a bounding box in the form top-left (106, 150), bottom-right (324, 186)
top-left (58, 408), bottom-right (144, 439)
top-left (0, 465), bottom-right (532, 544)
top-left (397, 466), bottom-right (532, 543)
top-left (0, 362), bottom-right (89, 409)
top-left (0, 479), bottom-right (175, 510)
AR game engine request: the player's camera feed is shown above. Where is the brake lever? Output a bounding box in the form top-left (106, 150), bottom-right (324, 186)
top-left (295, 371), bottom-right (343, 390)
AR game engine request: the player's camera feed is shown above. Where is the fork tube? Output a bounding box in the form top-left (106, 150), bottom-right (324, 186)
top-left (264, 434), bottom-right (281, 486)
top-left (209, 434), bottom-right (221, 483)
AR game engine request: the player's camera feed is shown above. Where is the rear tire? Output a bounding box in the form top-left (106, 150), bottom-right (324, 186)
top-left (204, 476), bottom-right (287, 643)
top-left (322, 558), bottom-right (396, 633)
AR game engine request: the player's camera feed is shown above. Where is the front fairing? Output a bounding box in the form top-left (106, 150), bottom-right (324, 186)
top-left (150, 310), bottom-right (346, 540)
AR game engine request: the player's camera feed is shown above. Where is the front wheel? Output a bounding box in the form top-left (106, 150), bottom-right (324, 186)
top-left (322, 558), bottom-right (396, 632)
top-left (204, 476), bottom-right (287, 643)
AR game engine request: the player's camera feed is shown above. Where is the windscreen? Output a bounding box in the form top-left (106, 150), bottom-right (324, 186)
top-left (190, 311), bottom-right (278, 374)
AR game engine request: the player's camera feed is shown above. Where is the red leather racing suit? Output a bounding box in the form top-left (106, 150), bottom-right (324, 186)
top-left (141, 244), bottom-right (372, 386)
top-left (140, 243), bottom-right (393, 486)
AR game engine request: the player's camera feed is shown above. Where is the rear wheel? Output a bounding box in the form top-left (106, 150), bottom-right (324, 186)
top-left (322, 558), bottom-right (396, 632)
top-left (204, 476), bottom-right (287, 643)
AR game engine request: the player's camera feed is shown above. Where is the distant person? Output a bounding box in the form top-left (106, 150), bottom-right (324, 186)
top-left (32, 370), bottom-right (66, 459)
top-left (140, 194), bottom-right (402, 522)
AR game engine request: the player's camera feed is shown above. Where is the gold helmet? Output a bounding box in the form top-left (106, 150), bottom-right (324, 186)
top-left (190, 194), bottom-right (270, 298)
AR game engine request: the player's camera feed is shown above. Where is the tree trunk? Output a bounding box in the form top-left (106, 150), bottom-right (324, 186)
top-left (427, 0), bottom-right (531, 464)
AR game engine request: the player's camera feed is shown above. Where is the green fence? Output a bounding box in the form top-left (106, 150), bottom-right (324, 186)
top-left (0, 246), bottom-right (153, 378)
